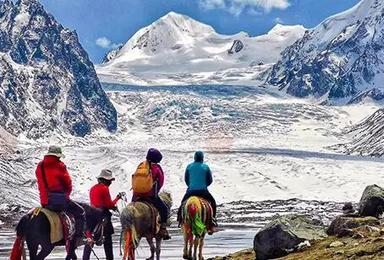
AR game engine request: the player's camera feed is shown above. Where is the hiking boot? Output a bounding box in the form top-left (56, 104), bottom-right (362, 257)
top-left (208, 218), bottom-right (218, 235)
top-left (159, 224), bottom-right (171, 240)
top-left (207, 226), bottom-right (217, 235)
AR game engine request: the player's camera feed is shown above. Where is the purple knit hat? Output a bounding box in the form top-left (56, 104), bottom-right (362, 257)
top-left (146, 148), bottom-right (163, 163)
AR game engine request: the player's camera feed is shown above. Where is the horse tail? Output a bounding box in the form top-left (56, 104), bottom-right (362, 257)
top-left (11, 215), bottom-right (29, 260)
top-left (120, 206), bottom-right (138, 260)
top-left (186, 199), bottom-right (206, 238)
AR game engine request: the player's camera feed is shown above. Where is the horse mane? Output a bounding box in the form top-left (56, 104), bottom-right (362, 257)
top-left (121, 192), bottom-right (173, 229)
top-left (78, 202), bottom-right (104, 228)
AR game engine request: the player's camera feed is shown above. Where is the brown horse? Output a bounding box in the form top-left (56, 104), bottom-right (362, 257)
top-left (120, 192), bottom-right (172, 260)
top-left (181, 196), bottom-right (212, 260)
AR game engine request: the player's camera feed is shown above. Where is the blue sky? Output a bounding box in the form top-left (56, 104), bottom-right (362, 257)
top-left (39, 0), bottom-right (361, 64)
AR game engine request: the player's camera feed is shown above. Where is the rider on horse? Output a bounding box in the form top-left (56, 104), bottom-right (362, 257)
top-left (178, 151), bottom-right (217, 234)
top-left (131, 148), bottom-right (171, 240)
top-left (35, 145), bottom-right (92, 242)
top-left (83, 169), bottom-right (124, 260)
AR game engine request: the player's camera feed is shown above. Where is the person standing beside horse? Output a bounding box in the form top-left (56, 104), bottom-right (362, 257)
top-left (131, 148), bottom-right (171, 240)
top-left (35, 145), bottom-right (92, 242)
top-left (178, 151), bottom-right (217, 234)
top-left (83, 169), bottom-right (125, 260)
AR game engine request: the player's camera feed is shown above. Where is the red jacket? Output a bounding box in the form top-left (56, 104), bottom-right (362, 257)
top-left (35, 155), bottom-right (72, 206)
top-left (90, 183), bottom-right (119, 209)
top-left (133, 163), bottom-right (164, 198)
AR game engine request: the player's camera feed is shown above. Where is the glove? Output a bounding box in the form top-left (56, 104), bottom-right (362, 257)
top-left (86, 237), bottom-right (94, 246)
top-left (117, 192), bottom-right (126, 199)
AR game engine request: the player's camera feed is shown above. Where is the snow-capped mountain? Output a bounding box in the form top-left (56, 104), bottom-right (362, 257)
top-left (268, 0), bottom-right (384, 104)
top-left (97, 12), bottom-right (305, 85)
top-left (0, 0), bottom-right (117, 138)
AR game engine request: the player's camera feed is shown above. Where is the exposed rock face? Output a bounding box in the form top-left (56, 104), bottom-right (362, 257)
top-left (228, 40), bottom-right (244, 54)
top-left (102, 44), bottom-right (123, 63)
top-left (268, 0), bottom-right (384, 104)
top-left (253, 214), bottom-right (326, 260)
top-left (0, 0), bottom-right (117, 138)
top-left (359, 184), bottom-right (384, 217)
top-left (341, 109), bottom-right (384, 157)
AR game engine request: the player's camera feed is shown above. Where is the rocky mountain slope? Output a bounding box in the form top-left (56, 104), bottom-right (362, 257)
top-left (339, 108), bottom-right (384, 157)
top-left (97, 12), bottom-right (305, 85)
top-left (268, 0), bottom-right (384, 104)
top-left (0, 0), bottom-right (117, 138)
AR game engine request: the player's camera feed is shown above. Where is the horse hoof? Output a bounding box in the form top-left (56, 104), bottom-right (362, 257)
top-left (182, 255), bottom-right (190, 260)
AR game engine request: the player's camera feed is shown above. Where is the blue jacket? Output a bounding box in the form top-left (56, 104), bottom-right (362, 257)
top-left (184, 162), bottom-right (213, 191)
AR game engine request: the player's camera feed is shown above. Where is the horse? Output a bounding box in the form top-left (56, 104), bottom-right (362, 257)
top-left (181, 196), bottom-right (213, 260)
top-left (120, 192), bottom-right (172, 260)
top-left (10, 203), bottom-right (103, 260)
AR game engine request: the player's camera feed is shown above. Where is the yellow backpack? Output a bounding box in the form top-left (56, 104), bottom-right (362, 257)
top-left (132, 161), bottom-right (153, 193)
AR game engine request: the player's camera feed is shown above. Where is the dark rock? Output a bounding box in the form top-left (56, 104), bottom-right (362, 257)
top-left (253, 214), bottom-right (326, 260)
top-left (342, 202), bottom-right (355, 215)
top-left (228, 40), bottom-right (244, 54)
top-left (359, 185), bottom-right (384, 217)
top-left (327, 216), bottom-right (380, 237)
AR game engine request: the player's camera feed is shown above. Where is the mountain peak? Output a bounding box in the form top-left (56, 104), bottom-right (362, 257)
top-left (160, 11), bottom-right (187, 21)
top-left (0, 0), bottom-right (117, 137)
top-left (154, 11), bottom-right (214, 34)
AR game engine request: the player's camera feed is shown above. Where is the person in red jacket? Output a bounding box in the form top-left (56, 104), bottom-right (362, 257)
top-left (35, 145), bottom-right (89, 240)
top-left (83, 169), bottom-right (124, 260)
top-left (132, 148), bottom-right (170, 240)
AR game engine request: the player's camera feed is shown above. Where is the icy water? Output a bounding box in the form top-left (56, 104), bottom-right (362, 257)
top-left (0, 227), bottom-right (256, 259)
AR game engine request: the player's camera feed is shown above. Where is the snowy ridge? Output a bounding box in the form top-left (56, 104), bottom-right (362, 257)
top-left (97, 12), bottom-right (305, 85)
top-left (268, 0), bottom-right (384, 104)
top-left (0, 0), bottom-right (117, 138)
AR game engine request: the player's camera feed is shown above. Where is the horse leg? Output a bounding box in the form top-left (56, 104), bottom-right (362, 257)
top-left (188, 236), bottom-right (193, 260)
top-left (65, 239), bottom-right (77, 260)
top-left (198, 235), bottom-right (205, 260)
top-left (183, 232), bottom-right (189, 259)
top-left (155, 237), bottom-right (162, 260)
top-left (36, 245), bottom-right (54, 260)
top-left (26, 240), bottom-right (38, 260)
top-left (145, 237), bottom-right (155, 260)
top-left (193, 237), bottom-right (199, 260)
top-left (34, 240), bottom-right (53, 260)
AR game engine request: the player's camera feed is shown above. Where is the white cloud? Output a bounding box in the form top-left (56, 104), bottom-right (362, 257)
top-left (199, 0), bottom-right (290, 15)
top-left (274, 17), bottom-right (284, 24)
top-left (95, 37), bottom-right (122, 49)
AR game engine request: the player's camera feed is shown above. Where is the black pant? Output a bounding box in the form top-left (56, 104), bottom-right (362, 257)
top-left (180, 189), bottom-right (217, 217)
top-left (66, 200), bottom-right (86, 236)
top-left (83, 235), bottom-right (113, 260)
top-left (133, 196), bottom-right (169, 224)
top-left (83, 209), bottom-right (114, 260)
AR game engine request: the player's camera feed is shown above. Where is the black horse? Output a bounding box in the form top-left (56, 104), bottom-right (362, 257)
top-left (11, 203), bottom-right (103, 260)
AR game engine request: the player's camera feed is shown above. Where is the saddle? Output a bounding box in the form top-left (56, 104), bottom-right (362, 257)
top-left (31, 207), bottom-right (76, 244)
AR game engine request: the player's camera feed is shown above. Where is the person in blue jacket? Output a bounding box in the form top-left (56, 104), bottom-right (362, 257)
top-left (178, 151), bottom-right (217, 233)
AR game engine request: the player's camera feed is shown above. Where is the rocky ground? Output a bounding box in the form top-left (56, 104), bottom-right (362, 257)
top-left (210, 185), bottom-right (384, 260)
top-left (211, 221), bottom-right (384, 260)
